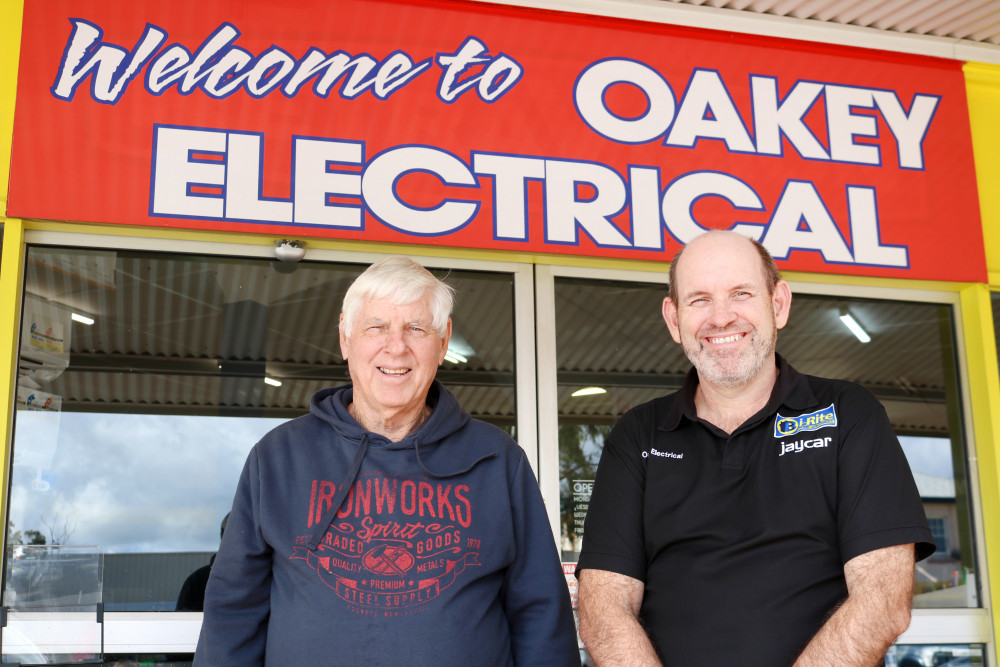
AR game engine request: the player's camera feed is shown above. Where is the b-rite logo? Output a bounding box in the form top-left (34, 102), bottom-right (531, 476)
top-left (774, 404), bottom-right (837, 437)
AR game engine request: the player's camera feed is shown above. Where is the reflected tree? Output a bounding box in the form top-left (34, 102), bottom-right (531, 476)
top-left (40, 515), bottom-right (77, 545)
top-left (559, 423), bottom-right (610, 550)
top-left (7, 521), bottom-right (46, 546)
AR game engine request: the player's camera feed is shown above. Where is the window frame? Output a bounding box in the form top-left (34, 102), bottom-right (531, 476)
top-left (4, 230), bottom-right (994, 658)
top-left (535, 262), bottom-right (993, 655)
top-left (929, 516), bottom-right (950, 554)
top-left (4, 229), bottom-right (538, 656)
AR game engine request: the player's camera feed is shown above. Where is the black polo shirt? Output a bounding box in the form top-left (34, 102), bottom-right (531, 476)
top-left (577, 355), bottom-right (935, 667)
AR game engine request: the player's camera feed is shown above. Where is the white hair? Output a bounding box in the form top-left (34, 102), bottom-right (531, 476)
top-left (340, 256), bottom-right (454, 337)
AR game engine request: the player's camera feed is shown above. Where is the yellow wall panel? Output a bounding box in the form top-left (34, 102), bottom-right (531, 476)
top-left (964, 61), bottom-right (1000, 653)
top-left (0, 219), bottom-right (26, 547)
top-left (0, 0), bottom-right (24, 213)
top-left (965, 63), bottom-right (1000, 285)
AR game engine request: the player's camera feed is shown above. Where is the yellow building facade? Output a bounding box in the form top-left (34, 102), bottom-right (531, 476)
top-left (3, 1), bottom-right (1000, 664)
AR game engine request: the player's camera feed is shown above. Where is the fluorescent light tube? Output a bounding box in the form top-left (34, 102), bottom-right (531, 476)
top-left (444, 349), bottom-right (468, 364)
top-left (839, 313), bottom-right (871, 343)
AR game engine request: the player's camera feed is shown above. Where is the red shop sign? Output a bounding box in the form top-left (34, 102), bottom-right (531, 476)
top-left (7, 0), bottom-right (985, 281)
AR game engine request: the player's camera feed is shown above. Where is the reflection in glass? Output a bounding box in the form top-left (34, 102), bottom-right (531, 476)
top-left (4, 544), bottom-right (101, 610)
top-left (887, 643), bottom-right (985, 666)
top-left (104, 658), bottom-right (193, 667)
top-left (9, 409), bottom-right (284, 611)
top-left (555, 278), bottom-right (682, 559)
top-left (555, 278), bottom-right (977, 610)
top-left (559, 424), bottom-right (609, 554)
top-left (901, 436), bottom-right (973, 608)
top-left (2, 656), bottom-right (188, 667)
top-left (7, 248), bottom-right (516, 624)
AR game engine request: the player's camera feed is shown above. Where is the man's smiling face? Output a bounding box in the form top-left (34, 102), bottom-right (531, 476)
top-left (663, 232), bottom-right (790, 389)
top-left (340, 295), bottom-right (450, 426)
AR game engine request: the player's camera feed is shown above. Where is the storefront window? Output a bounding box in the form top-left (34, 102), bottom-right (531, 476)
top-left (4, 247), bottom-right (516, 659)
top-left (888, 644), bottom-right (986, 666)
top-left (556, 277), bottom-right (977, 610)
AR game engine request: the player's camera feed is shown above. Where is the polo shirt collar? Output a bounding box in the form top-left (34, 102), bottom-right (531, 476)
top-left (660, 354), bottom-right (819, 432)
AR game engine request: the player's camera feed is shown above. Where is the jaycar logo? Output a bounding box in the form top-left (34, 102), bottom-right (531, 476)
top-left (774, 404), bottom-right (837, 437)
top-left (779, 436), bottom-right (832, 457)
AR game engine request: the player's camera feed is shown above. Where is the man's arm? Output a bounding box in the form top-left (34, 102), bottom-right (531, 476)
top-left (794, 543), bottom-right (916, 667)
top-left (577, 569), bottom-right (661, 666)
top-left (501, 453), bottom-right (581, 666)
top-left (194, 451), bottom-right (272, 666)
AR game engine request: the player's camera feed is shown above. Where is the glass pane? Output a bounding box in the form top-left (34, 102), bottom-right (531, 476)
top-left (887, 644), bottom-right (986, 666)
top-left (104, 659), bottom-right (193, 667)
top-left (556, 278), bottom-right (976, 611)
top-left (6, 247), bottom-right (516, 654)
top-left (784, 295), bottom-right (973, 610)
top-left (556, 278), bottom-right (682, 557)
top-left (2, 657), bottom-right (189, 667)
top-left (4, 544), bottom-right (101, 609)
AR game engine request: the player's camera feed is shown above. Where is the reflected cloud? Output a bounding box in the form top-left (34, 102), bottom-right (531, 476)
top-left (10, 412), bottom-right (287, 553)
top-left (899, 436), bottom-right (955, 479)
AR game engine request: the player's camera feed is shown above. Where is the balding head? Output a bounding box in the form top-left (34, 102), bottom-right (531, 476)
top-left (668, 231), bottom-right (781, 305)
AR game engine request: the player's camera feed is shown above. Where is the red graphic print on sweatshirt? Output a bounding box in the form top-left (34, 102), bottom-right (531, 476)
top-left (291, 471), bottom-right (480, 615)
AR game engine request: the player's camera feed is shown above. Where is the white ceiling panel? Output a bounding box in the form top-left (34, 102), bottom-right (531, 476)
top-left (477, 0), bottom-right (1000, 63)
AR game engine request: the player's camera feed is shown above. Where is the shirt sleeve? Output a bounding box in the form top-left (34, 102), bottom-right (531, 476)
top-left (194, 447), bottom-right (273, 666)
top-left (836, 391), bottom-right (936, 563)
top-left (502, 451), bottom-right (582, 667)
top-left (576, 407), bottom-right (649, 581)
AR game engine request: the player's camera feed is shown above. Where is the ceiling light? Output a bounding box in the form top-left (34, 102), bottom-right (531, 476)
top-left (264, 376), bottom-right (283, 387)
top-left (839, 312), bottom-right (871, 343)
top-left (446, 333), bottom-right (475, 364)
top-left (444, 349), bottom-right (468, 364)
top-left (571, 387), bottom-right (607, 397)
top-left (71, 312), bottom-right (94, 325)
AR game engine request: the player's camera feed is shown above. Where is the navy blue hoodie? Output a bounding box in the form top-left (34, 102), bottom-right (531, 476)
top-left (195, 381), bottom-right (580, 666)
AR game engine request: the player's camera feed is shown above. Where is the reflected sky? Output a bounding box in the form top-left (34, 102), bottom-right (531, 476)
top-left (900, 436), bottom-right (955, 478)
top-left (10, 411), bottom-right (288, 554)
top-left (9, 411), bottom-right (956, 555)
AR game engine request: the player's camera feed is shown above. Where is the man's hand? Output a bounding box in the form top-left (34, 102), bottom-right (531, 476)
top-left (577, 569), bottom-right (662, 666)
top-left (794, 544), bottom-right (916, 666)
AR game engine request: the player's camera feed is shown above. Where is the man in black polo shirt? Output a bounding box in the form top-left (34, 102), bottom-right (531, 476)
top-left (576, 230), bottom-right (935, 666)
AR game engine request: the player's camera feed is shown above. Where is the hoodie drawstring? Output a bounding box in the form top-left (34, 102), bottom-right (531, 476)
top-left (307, 434), bottom-right (369, 550)
top-left (414, 438), bottom-right (496, 479)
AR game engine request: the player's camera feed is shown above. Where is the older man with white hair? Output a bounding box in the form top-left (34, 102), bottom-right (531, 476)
top-left (197, 256), bottom-right (579, 666)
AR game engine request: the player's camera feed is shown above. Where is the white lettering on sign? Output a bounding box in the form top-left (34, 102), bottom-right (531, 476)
top-left (666, 69), bottom-right (756, 153)
top-left (574, 59), bottom-right (939, 170)
top-left (293, 137), bottom-right (365, 229)
top-left (362, 146), bottom-right (479, 236)
top-left (573, 58), bottom-right (676, 144)
top-left (436, 37), bottom-right (523, 103)
top-left (544, 159), bottom-right (632, 248)
top-left (472, 153), bottom-right (546, 242)
top-left (51, 21), bottom-right (166, 103)
top-left (150, 124), bottom-right (909, 268)
top-left (51, 20), bottom-right (520, 104)
top-left (58, 20), bottom-right (944, 268)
